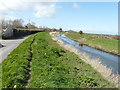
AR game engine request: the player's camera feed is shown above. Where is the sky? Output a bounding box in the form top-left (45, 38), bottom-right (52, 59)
top-left (0, 0), bottom-right (118, 35)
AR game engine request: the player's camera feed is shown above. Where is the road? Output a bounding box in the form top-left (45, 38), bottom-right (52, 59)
top-left (0, 35), bottom-right (30, 63)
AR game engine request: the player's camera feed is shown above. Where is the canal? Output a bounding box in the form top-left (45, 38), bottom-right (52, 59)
top-left (57, 34), bottom-right (120, 74)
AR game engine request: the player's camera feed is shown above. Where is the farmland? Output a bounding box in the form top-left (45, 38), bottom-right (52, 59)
top-left (2, 32), bottom-right (115, 88)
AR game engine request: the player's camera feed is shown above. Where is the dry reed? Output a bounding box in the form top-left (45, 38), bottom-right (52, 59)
top-left (50, 32), bottom-right (120, 88)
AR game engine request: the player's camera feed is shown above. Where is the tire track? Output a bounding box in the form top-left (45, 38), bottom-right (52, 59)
top-left (23, 35), bottom-right (36, 88)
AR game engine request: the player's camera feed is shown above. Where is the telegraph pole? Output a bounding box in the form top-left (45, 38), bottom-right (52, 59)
top-left (29, 19), bottom-right (30, 31)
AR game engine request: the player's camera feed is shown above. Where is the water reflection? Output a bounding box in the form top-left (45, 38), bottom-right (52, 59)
top-left (57, 34), bottom-right (120, 74)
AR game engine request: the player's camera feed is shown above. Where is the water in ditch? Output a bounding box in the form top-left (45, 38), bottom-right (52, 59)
top-left (57, 34), bottom-right (120, 74)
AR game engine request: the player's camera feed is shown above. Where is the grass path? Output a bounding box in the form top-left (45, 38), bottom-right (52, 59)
top-left (24, 34), bottom-right (36, 87)
top-left (2, 32), bottom-right (116, 88)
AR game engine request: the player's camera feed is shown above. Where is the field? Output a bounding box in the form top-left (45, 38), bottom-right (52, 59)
top-left (2, 32), bottom-right (116, 88)
top-left (65, 31), bottom-right (119, 56)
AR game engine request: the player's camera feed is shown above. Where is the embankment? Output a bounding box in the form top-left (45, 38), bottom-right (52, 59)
top-left (50, 32), bottom-right (119, 88)
top-left (2, 34), bottom-right (36, 88)
top-left (2, 32), bottom-right (117, 88)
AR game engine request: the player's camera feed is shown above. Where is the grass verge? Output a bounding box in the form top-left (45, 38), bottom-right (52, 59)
top-left (2, 34), bottom-right (35, 88)
top-left (0, 64), bottom-right (2, 89)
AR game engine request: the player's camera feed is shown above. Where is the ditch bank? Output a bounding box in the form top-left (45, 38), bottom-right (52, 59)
top-left (50, 32), bottom-right (120, 88)
top-left (64, 32), bottom-right (119, 56)
top-left (27, 32), bottom-right (116, 88)
top-left (73, 39), bottom-right (120, 56)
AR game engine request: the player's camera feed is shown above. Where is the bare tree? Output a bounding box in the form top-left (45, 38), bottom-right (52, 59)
top-left (1, 19), bottom-right (9, 29)
top-left (12, 19), bottom-right (24, 28)
top-left (27, 22), bottom-right (37, 29)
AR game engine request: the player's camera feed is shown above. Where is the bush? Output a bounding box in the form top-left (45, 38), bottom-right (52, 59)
top-left (79, 30), bottom-right (83, 34)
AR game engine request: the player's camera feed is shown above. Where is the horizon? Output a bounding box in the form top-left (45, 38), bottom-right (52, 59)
top-left (0, 1), bottom-right (118, 35)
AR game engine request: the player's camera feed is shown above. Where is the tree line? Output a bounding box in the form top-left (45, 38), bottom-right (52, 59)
top-left (1, 19), bottom-right (38, 29)
top-left (1, 19), bottom-right (63, 32)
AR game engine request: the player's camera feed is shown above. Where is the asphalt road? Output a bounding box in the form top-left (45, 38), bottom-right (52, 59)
top-left (0, 35), bottom-right (30, 63)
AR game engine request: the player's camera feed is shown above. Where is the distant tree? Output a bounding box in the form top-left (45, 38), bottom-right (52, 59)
top-left (79, 30), bottom-right (83, 34)
top-left (25, 26), bottom-right (28, 29)
top-left (1, 19), bottom-right (6, 29)
top-left (0, 19), bottom-right (14, 29)
top-left (53, 28), bottom-right (57, 31)
top-left (59, 28), bottom-right (63, 32)
top-left (0, 19), bottom-right (25, 29)
top-left (1, 19), bottom-right (9, 29)
top-left (8, 20), bottom-right (13, 26)
top-left (27, 22), bottom-right (37, 29)
top-left (12, 19), bottom-right (24, 28)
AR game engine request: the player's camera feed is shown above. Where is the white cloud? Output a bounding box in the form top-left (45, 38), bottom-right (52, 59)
top-left (34, 3), bottom-right (56, 18)
top-left (73, 3), bottom-right (80, 8)
top-left (0, 0), bottom-right (28, 13)
top-left (24, 0), bottom-right (118, 2)
top-left (25, 0), bottom-right (58, 2)
top-left (0, 15), bottom-right (17, 21)
top-left (0, 0), bottom-right (57, 19)
top-left (0, 0), bottom-right (31, 23)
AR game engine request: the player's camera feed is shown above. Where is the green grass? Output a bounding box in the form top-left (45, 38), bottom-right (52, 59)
top-left (28, 32), bottom-right (115, 88)
top-left (2, 32), bottom-right (116, 88)
top-left (0, 64), bottom-right (2, 89)
top-left (2, 34), bottom-right (36, 88)
top-left (66, 31), bottom-right (118, 53)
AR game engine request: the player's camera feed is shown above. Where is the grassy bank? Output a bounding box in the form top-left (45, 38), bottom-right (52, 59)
top-left (65, 31), bottom-right (119, 56)
top-left (0, 64), bottom-right (2, 89)
top-left (2, 32), bottom-right (116, 88)
top-left (2, 34), bottom-right (36, 88)
top-left (28, 32), bottom-right (115, 88)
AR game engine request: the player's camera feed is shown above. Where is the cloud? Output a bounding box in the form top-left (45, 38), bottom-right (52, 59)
top-left (73, 3), bottom-right (80, 8)
top-left (34, 3), bottom-right (56, 18)
top-left (0, 0), bottom-right (28, 13)
top-left (25, 0), bottom-right (58, 2)
top-left (24, 0), bottom-right (118, 2)
top-left (0, 15), bottom-right (17, 21)
top-left (0, 0), bottom-right (28, 21)
top-left (0, 0), bottom-right (57, 19)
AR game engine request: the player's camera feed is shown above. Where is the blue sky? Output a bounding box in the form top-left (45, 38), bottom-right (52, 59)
top-left (0, 1), bottom-right (118, 35)
top-left (38, 2), bottom-right (118, 35)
